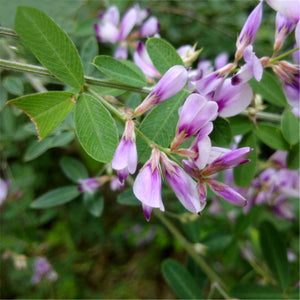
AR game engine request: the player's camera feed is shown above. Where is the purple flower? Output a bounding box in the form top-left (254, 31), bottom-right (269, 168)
top-left (140, 16), bottom-right (160, 37)
top-left (215, 52), bottom-right (229, 70)
top-left (161, 153), bottom-right (205, 214)
top-left (78, 178), bottom-right (100, 194)
top-left (31, 257), bottom-right (58, 285)
top-left (112, 120), bottom-right (137, 183)
top-left (232, 45), bottom-right (263, 85)
top-left (203, 147), bottom-right (252, 176)
top-left (118, 7), bottom-right (137, 41)
top-left (0, 178), bottom-right (9, 206)
top-left (212, 78), bottom-right (253, 117)
top-left (133, 65), bottom-right (188, 116)
top-left (171, 94), bottom-right (218, 149)
top-left (206, 178), bottom-right (247, 207)
top-left (114, 46), bottom-right (128, 60)
top-left (274, 12), bottom-right (296, 52)
top-left (266, 0), bottom-right (300, 24)
top-left (133, 148), bottom-right (163, 221)
top-left (235, 1), bottom-right (263, 60)
top-left (133, 42), bottom-right (160, 78)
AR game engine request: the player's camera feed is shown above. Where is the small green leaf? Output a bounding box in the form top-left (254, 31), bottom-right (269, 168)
top-left (117, 189), bottom-right (140, 206)
top-left (3, 76), bottom-right (24, 96)
top-left (249, 71), bottom-right (287, 107)
top-left (9, 92), bottom-right (75, 139)
top-left (210, 117), bottom-right (232, 147)
top-left (83, 192), bottom-right (104, 217)
top-left (80, 36), bottom-right (98, 76)
top-left (234, 133), bottom-right (257, 187)
top-left (287, 142), bottom-right (300, 170)
top-left (24, 131), bottom-right (74, 161)
top-left (229, 115), bottom-right (253, 135)
top-left (162, 259), bottom-right (203, 299)
top-left (59, 156), bottom-right (89, 182)
top-left (281, 110), bottom-right (299, 145)
top-left (231, 284), bottom-right (283, 299)
top-left (136, 90), bottom-right (188, 162)
top-left (31, 186), bottom-right (80, 208)
top-left (93, 56), bottom-right (146, 87)
top-left (259, 221), bottom-right (289, 291)
top-left (75, 93), bottom-right (118, 163)
top-left (255, 123), bottom-right (289, 150)
top-left (146, 38), bottom-right (183, 74)
top-left (15, 7), bottom-right (84, 89)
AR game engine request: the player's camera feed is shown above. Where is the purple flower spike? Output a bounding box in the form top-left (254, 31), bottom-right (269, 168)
top-left (133, 148), bottom-right (164, 221)
top-left (274, 12), bottom-right (296, 52)
top-left (112, 120), bottom-right (137, 184)
top-left (232, 45), bottom-right (263, 85)
top-left (207, 179), bottom-right (247, 207)
top-left (171, 94), bottom-right (218, 149)
top-left (161, 153), bottom-right (205, 214)
top-left (140, 16), bottom-right (160, 37)
top-left (203, 147), bottom-right (252, 176)
top-left (235, 1), bottom-right (263, 60)
top-left (134, 65), bottom-right (188, 116)
top-left (78, 178), bottom-right (100, 194)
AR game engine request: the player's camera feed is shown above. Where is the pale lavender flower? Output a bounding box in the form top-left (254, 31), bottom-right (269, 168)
top-left (133, 42), bottom-right (160, 78)
top-left (0, 178), bottom-right (9, 206)
top-left (78, 178), bottom-right (100, 194)
top-left (213, 78), bottom-right (253, 117)
top-left (31, 257), bottom-right (58, 284)
top-left (206, 179), bottom-right (247, 207)
top-left (161, 153), bottom-right (205, 214)
top-left (110, 176), bottom-right (124, 191)
top-left (266, 0), bottom-right (300, 24)
top-left (134, 4), bottom-right (150, 25)
top-left (203, 147), bottom-right (252, 176)
top-left (114, 46), bottom-right (128, 60)
top-left (215, 52), bottom-right (229, 70)
top-left (133, 148), bottom-right (163, 221)
top-left (112, 120), bottom-right (137, 183)
top-left (232, 45), bottom-right (263, 85)
top-left (296, 22), bottom-right (300, 47)
top-left (118, 7), bottom-right (137, 41)
top-left (140, 16), bottom-right (160, 37)
top-left (235, 1), bottom-right (263, 60)
top-left (274, 12), bottom-right (296, 52)
top-left (133, 65), bottom-right (188, 116)
top-left (171, 94), bottom-right (218, 149)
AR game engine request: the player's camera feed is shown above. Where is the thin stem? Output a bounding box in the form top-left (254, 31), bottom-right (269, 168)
top-left (0, 58), bottom-right (150, 94)
top-left (154, 209), bottom-right (230, 298)
top-left (268, 48), bottom-right (299, 65)
top-left (239, 110), bottom-right (282, 122)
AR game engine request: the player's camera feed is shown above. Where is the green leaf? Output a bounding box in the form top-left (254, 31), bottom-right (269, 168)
top-left (80, 36), bottom-right (98, 76)
top-left (259, 221), bottom-right (289, 290)
top-left (93, 56), bottom-right (146, 87)
top-left (15, 6), bottom-right (84, 89)
top-left (59, 156), bottom-right (89, 182)
top-left (83, 192), bottom-right (104, 217)
top-left (3, 76), bottom-right (24, 96)
top-left (9, 92), bottom-right (75, 139)
top-left (254, 123), bottom-right (289, 150)
top-left (231, 284), bottom-right (283, 299)
top-left (229, 115), bottom-right (253, 135)
top-left (249, 71), bottom-right (287, 107)
top-left (287, 142), bottom-right (300, 170)
top-left (24, 131), bottom-right (74, 161)
top-left (146, 38), bottom-right (184, 74)
top-left (234, 133), bottom-right (257, 187)
top-left (162, 259), bottom-right (203, 299)
top-left (75, 93), bottom-right (118, 163)
top-left (117, 189), bottom-right (140, 206)
top-left (30, 186), bottom-right (80, 208)
top-left (136, 90), bottom-right (188, 162)
top-left (210, 117), bottom-right (232, 147)
top-left (281, 110), bottom-right (300, 145)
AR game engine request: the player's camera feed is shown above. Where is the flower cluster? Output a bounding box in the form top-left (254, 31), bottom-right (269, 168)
top-left (94, 4), bottom-right (160, 59)
top-left (31, 257), bottom-right (58, 284)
